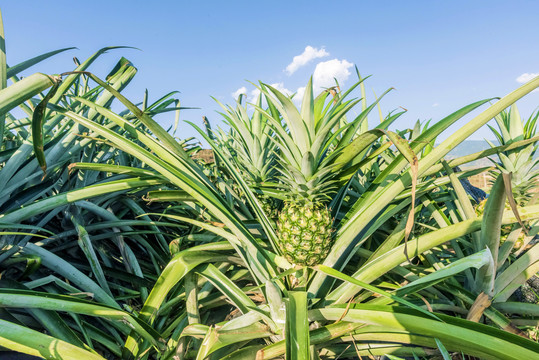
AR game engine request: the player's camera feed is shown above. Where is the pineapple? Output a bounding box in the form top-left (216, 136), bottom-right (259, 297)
top-left (515, 279), bottom-right (539, 304)
top-left (276, 202), bottom-right (333, 266)
top-left (259, 78), bottom-right (363, 266)
top-left (258, 193), bottom-right (280, 219)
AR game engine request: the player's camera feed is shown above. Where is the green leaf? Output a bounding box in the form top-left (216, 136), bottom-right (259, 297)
top-left (314, 265), bottom-right (440, 321)
top-left (0, 9), bottom-right (5, 150)
top-left (0, 279), bottom-right (89, 349)
top-left (262, 82), bottom-right (311, 154)
top-left (196, 263), bottom-right (257, 315)
top-left (69, 162), bottom-right (161, 178)
top-left (123, 244), bottom-right (235, 356)
top-left (310, 305), bottom-right (539, 360)
top-left (398, 248), bottom-right (494, 295)
top-left (435, 338), bottom-right (452, 360)
top-left (255, 322), bottom-right (364, 360)
top-left (76, 71), bottom-right (190, 161)
top-left (70, 213), bottom-right (112, 296)
top-left (310, 79), bottom-right (539, 299)
top-left (32, 80), bottom-right (61, 175)
top-left (6, 47), bottom-right (76, 79)
top-left (326, 204), bottom-right (539, 304)
top-left (286, 291), bottom-right (310, 360)
top-left (0, 73), bottom-right (57, 117)
top-left (0, 319), bottom-right (106, 360)
top-left (20, 243), bottom-right (119, 308)
top-left (0, 289), bottom-right (162, 349)
top-left (476, 175), bottom-right (506, 294)
top-left (494, 243), bottom-right (539, 302)
top-left (0, 177), bottom-right (165, 224)
top-left (182, 322), bottom-right (273, 360)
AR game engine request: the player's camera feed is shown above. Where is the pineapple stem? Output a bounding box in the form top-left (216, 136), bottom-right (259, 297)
top-left (293, 267), bottom-right (311, 290)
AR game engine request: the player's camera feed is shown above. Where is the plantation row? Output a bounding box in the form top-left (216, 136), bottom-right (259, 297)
top-left (1, 18), bottom-right (539, 360)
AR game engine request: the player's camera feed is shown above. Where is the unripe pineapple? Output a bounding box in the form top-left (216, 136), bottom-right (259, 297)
top-left (276, 203), bottom-right (333, 266)
top-left (259, 78), bottom-right (362, 266)
top-left (515, 281), bottom-right (539, 304)
top-left (256, 194), bottom-right (280, 219)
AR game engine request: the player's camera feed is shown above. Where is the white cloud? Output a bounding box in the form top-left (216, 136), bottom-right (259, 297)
top-left (232, 56), bottom-right (354, 107)
top-left (294, 86), bottom-right (306, 104)
top-left (249, 88), bottom-right (261, 101)
top-left (516, 73), bottom-right (539, 83)
top-left (233, 83), bottom-right (295, 104)
top-left (269, 82), bottom-right (294, 97)
top-left (232, 86), bottom-right (247, 99)
top-left (432, 102), bottom-right (439, 107)
top-left (312, 59), bottom-right (354, 92)
top-left (285, 46), bottom-right (329, 75)
top-left (251, 82), bottom-right (296, 103)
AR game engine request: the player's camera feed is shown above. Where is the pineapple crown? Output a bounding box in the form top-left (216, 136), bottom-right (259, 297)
top-left (253, 76), bottom-right (367, 202)
top-left (213, 93), bottom-right (278, 186)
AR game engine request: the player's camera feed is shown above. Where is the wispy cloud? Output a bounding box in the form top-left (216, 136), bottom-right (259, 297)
top-left (516, 72), bottom-right (539, 83)
top-left (286, 46), bottom-right (329, 75)
top-left (432, 102), bottom-right (439, 107)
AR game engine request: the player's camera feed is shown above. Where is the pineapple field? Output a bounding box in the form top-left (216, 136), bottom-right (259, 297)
top-left (2, 8), bottom-right (539, 360)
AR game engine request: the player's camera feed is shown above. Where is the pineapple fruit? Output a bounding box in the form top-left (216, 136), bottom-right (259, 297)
top-left (515, 276), bottom-right (539, 304)
top-left (276, 202), bottom-right (333, 266)
top-left (258, 193), bottom-right (280, 219)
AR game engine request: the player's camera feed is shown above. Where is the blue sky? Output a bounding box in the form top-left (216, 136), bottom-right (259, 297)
top-left (2, 1), bottom-right (538, 143)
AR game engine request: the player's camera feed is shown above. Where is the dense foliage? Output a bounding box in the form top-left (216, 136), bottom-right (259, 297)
top-left (1, 12), bottom-right (539, 360)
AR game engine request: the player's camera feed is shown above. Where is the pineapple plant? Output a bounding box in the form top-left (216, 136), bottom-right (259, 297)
top-left (212, 93), bottom-right (280, 217)
top-left (487, 106), bottom-right (539, 300)
top-left (475, 106), bottom-right (539, 244)
top-left (2, 4), bottom-right (539, 355)
top-left (257, 78), bottom-right (366, 266)
top-left (488, 105), bottom-right (539, 206)
top-left (3, 63), bottom-right (539, 359)
top-left (491, 107), bottom-right (539, 232)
